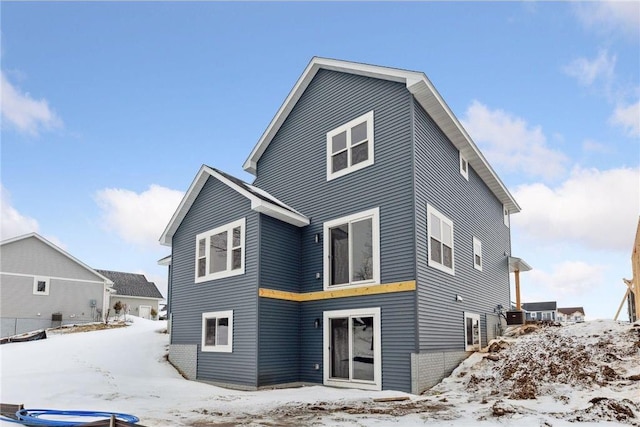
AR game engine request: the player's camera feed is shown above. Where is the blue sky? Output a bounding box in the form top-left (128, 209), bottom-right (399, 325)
top-left (2, 2), bottom-right (638, 320)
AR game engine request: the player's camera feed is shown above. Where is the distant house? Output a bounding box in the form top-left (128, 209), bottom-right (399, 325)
top-left (0, 233), bottom-right (113, 337)
top-left (557, 307), bottom-right (585, 323)
top-left (522, 301), bottom-right (557, 322)
top-left (160, 57), bottom-right (527, 394)
top-left (95, 270), bottom-right (164, 320)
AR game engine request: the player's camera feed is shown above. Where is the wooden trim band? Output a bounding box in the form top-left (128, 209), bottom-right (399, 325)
top-left (259, 280), bottom-right (416, 302)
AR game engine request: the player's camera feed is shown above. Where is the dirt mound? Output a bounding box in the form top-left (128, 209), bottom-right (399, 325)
top-left (569, 397), bottom-right (639, 424)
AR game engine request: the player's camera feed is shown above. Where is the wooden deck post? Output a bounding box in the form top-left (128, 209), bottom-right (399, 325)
top-left (515, 269), bottom-right (521, 310)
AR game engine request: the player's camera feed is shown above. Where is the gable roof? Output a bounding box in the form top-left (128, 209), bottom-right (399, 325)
top-left (0, 233), bottom-right (113, 285)
top-left (159, 165), bottom-right (309, 246)
top-left (243, 57), bottom-right (520, 214)
top-left (558, 307), bottom-right (585, 315)
top-left (522, 301), bottom-right (557, 312)
top-left (95, 269), bottom-right (163, 299)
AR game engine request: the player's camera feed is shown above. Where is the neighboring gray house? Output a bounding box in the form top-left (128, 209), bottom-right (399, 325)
top-left (522, 301), bottom-right (557, 321)
top-left (0, 233), bottom-right (113, 337)
top-left (160, 57), bottom-right (526, 394)
top-left (95, 270), bottom-right (164, 320)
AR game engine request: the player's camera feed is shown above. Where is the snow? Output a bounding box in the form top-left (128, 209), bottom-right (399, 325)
top-left (1, 318), bottom-right (639, 426)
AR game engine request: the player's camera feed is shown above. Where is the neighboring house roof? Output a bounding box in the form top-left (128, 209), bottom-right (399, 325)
top-left (243, 56), bottom-right (521, 214)
top-left (95, 269), bottom-right (163, 299)
top-left (558, 307), bottom-right (585, 316)
top-left (0, 233), bottom-right (113, 286)
top-left (159, 165), bottom-right (310, 246)
top-left (522, 301), bottom-right (557, 312)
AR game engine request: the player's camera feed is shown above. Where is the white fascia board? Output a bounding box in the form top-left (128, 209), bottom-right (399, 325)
top-left (209, 169), bottom-right (309, 227)
top-left (250, 199), bottom-right (310, 227)
top-left (160, 166), bottom-right (310, 247)
top-left (159, 165), bottom-right (211, 246)
top-left (243, 57), bottom-right (422, 175)
top-left (406, 78), bottom-right (521, 213)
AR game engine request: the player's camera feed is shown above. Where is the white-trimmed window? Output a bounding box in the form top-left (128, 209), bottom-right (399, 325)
top-left (195, 218), bottom-right (245, 283)
top-left (201, 310), bottom-right (233, 352)
top-left (327, 111), bottom-right (374, 181)
top-left (464, 312), bottom-right (481, 351)
top-left (459, 152), bottom-right (469, 180)
top-left (323, 207), bottom-right (380, 289)
top-left (33, 277), bottom-right (49, 295)
top-left (427, 204), bottom-right (454, 275)
top-left (473, 237), bottom-right (483, 271)
top-left (503, 205), bottom-right (510, 228)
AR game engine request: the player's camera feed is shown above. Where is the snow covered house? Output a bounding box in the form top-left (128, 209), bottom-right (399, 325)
top-left (0, 233), bottom-right (113, 338)
top-left (159, 57), bottom-right (526, 394)
top-left (95, 270), bottom-right (164, 320)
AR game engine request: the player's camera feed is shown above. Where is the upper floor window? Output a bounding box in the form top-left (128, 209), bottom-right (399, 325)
top-left (459, 152), bottom-right (469, 180)
top-left (473, 237), bottom-right (483, 271)
top-left (33, 276), bottom-right (49, 295)
top-left (195, 218), bottom-right (245, 283)
top-left (201, 310), bottom-right (233, 352)
top-left (427, 204), bottom-right (454, 275)
top-left (323, 207), bottom-right (380, 289)
top-left (326, 111), bottom-right (374, 181)
top-left (503, 205), bottom-right (510, 228)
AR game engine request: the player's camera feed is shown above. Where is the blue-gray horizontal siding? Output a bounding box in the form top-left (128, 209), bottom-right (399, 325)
top-left (171, 176), bottom-right (258, 387)
top-left (299, 292), bottom-right (415, 393)
top-left (413, 98), bottom-right (511, 352)
top-left (253, 69), bottom-right (416, 293)
top-left (258, 298), bottom-right (300, 386)
top-left (257, 215), bottom-right (301, 386)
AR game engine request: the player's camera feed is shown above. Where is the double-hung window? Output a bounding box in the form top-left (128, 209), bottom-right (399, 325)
top-left (201, 310), bottom-right (233, 352)
top-left (323, 207), bottom-right (380, 289)
top-left (503, 205), bottom-right (510, 228)
top-left (195, 218), bottom-right (245, 282)
top-left (427, 204), bottom-right (455, 275)
top-left (473, 237), bottom-right (483, 271)
top-left (459, 152), bottom-right (469, 180)
top-left (326, 111), bottom-right (374, 180)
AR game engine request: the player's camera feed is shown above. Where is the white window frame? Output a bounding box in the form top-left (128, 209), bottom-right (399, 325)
top-left (503, 205), bottom-right (510, 228)
top-left (326, 111), bottom-right (375, 181)
top-left (323, 307), bottom-right (382, 391)
top-left (473, 237), bottom-right (483, 271)
top-left (323, 207), bottom-right (380, 290)
top-left (464, 312), bottom-right (481, 351)
top-left (427, 204), bottom-right (455, 275)
top-left (459, 152), bottom-right (469, 180)
top-left (33, 276), bottom-right (50, 295)
top-left (195, 218), bottom-right (245, 283)
top-left (201, 310), bottom-right (233, 353)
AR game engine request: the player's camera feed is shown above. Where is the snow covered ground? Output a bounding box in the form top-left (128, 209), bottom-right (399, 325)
top-left (1, 317), bottom-right (638, 426)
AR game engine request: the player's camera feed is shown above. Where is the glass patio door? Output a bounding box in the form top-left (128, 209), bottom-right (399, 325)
top-left (324, 308), bottom-right (381, 390)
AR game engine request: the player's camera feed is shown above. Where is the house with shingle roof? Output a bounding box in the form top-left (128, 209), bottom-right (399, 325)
top-left (96, 270), bottom-right (163, 320)
top-left (557, 307), bottom-right (585, 323)
top-left (522, 301), bottom-right (557, 322)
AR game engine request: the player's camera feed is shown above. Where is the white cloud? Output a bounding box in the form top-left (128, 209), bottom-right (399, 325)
top-left (0, 71), bottom-right (62, 136)
top-left (512, 166), bottom-right (640, 251)
top-left (563, 50), bottom-right (616, 90)
top-left (0, 184), bottom-right (40, 240)
top-left (573, 1), bottom-right (640, 38)
top-left (528, 261), bottom-right (607, 297)
top-left (461, 101), bottom-right (568, 181)
top-left (610, 100), bottom-right (640, 137)
top-left (95, 185), bottom-right (184, 248)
